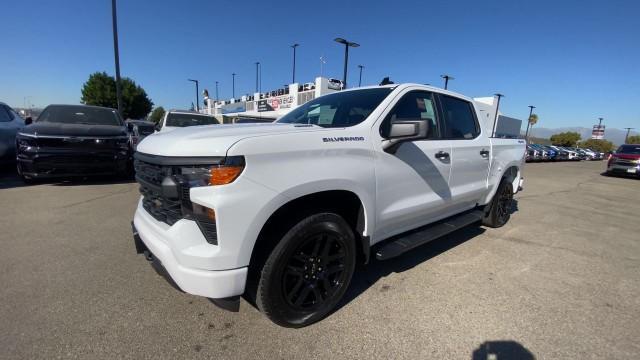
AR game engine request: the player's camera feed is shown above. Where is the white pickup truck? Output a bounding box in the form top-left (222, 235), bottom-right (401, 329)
top-left (132, 84), bottom-right (525, 327)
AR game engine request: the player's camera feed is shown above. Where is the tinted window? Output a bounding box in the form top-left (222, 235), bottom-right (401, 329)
top-left (165, 113), bottom-right (219, 127)
top-left (440, 95), bottom-right (479, 139)
top-left (0, 106), bottom-right (12, 122)
top-left (277, 88), bottom-right (392, 128)
top-left (617, 145), bottom-right (640, 154)
top-left (37, 106), bottom-right (121, 126)
top-left (380, 91), bottom-right (438, 139)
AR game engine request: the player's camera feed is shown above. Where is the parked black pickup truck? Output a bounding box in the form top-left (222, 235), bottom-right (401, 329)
top-left (16, 104), bottom-right (130, 183)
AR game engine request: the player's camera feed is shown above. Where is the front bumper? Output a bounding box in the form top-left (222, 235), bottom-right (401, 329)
top-left (608, 163), bottom-right (640, 176)
top-left (17, 150), bottom-right (128, 178)
top-left (132, 201), bottom-right (247, 299)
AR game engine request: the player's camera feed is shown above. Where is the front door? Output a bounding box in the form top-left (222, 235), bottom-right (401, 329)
top-left (373, 90), bottom-right (453, 242)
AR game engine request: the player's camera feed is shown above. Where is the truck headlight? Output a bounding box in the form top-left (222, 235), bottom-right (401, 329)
top-left (179, 156), bottom-right (245, 187)
top-left (16, 137), bottom-right (36, 152)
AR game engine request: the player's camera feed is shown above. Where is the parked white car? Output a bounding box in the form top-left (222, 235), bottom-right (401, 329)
top-left (157, 110), bottom-right (219, 132)
top-left (132, 84), bottom-right (525, 327)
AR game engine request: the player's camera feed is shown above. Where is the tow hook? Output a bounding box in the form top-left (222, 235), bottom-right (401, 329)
top-left (144, 250), bottom-right (154, 261)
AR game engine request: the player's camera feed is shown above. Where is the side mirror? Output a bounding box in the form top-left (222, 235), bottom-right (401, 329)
top-left (382, 119), bottom-right (429, 152)
top-left (25, 117), bottom-right (33, 125)
top-left (154, 123), bottom-right (161, 132)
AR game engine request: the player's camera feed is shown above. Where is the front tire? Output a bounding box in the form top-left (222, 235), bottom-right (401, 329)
top-left (256, 213), bottom-right (356, 328)
top-left (483, 179), bottom-right (514, 228)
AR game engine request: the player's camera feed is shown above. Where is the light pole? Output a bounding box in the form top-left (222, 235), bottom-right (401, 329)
top-left (232, 73), bottom-right (236, 99)
top-left (441, 74), bottom-right (454, 90)
top-left (255, 62), bottom-right (260, 93)
top-left (357, 65), bottom-right (364, 87)
top-left (215, 81), bottom-right (219, 101)
top-left (188, 79), bottom-right (199, 111)
top-left (111, 0), bottom-right (123, 116)
top-left (492, 93), bottom-right (505, 137)
top-left (524, 105), bottom-right (536, 141)
top-left (624, 127), bottom-right (635, 144)
top-left (334, 38), bottom-right (360, 88)
top-left (291, 43), bottom-right (299, 83)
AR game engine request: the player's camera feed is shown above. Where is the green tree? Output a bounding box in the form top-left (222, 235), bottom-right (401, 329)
top-left (80, 72), bottom-right (153, 119)
top-left (148, 106), bottom-right (165, 124)
top-left (578, 139), bottom-right (614, 153)
top-left (626, 135), bottom-right (640, 144)
top-left (550, 131), bottom-right (581, 147)
top-left (528, 114), bottom-right (539, 127)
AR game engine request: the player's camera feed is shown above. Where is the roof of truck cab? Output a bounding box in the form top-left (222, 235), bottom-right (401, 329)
top-left (340, 83), bottom-right (475, 102)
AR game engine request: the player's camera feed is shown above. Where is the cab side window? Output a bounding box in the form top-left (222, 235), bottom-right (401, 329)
top-left (0, 106), bottom-right (13, 122)
top-left (380, 91), bottom-right (439, 139)
top-left (440, 95), bottom-right (479, 139)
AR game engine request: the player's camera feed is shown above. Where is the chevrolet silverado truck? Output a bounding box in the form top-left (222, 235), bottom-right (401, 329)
top-left (132, 84), bottom-right (525, 327)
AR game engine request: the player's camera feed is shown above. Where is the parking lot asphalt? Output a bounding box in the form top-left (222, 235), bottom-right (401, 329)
top-left (1, 161), bottom-right (639, 359)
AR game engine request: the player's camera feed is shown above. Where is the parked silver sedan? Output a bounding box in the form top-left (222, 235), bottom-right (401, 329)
top-left (0, 102), bottom-right (25, 165)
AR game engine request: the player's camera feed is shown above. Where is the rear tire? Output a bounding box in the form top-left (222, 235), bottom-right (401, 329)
top-left (256, 213), bottom-right (356, 328)
top-left (482, 179), bottom-right (514, 228)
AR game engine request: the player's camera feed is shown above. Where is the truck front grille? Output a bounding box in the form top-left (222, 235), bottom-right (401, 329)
top-left (133, 154), bottom-right (219, 245)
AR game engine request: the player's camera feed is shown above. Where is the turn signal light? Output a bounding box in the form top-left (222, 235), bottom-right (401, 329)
top-left (210, 166), bottom-right (244, 185)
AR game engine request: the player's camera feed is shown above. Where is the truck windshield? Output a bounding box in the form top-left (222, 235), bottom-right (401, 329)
top-left (617, 145), bottom-right (640, 154)
top-left (277, 88), bottom-right (392, 128)
top-left (37, 105), bottom-right (121, 126)
top-left (166, 113), bottom-right (219, 127)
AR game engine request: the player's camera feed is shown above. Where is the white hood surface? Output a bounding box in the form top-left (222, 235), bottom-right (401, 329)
top-left (136, 123), bottom-right (322, 157)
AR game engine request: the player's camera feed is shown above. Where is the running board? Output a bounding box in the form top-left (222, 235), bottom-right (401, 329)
top-left (375, 210), bottom-right (484, 261)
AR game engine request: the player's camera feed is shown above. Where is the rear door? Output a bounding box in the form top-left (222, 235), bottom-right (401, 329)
top-left (373, 90), bottom-right (453, 241)
top-left (438, 94), bottom-right (490, 212)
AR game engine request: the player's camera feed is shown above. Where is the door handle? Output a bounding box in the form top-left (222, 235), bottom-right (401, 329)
top-left (480, 149), bottom-right (490, 157)
top-left (435, 151), bottom-right (450, 160)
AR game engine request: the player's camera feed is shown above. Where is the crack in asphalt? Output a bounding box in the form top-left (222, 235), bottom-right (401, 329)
top-left (58, 187), bottom-right (135, 209)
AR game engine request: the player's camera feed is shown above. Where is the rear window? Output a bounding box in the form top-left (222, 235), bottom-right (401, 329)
top-left (617, 145), bottom-right (640, 154)
top-left (166, 113), bottom-right (219, 127)
top-left (37, 106), bottom-right (121, 126)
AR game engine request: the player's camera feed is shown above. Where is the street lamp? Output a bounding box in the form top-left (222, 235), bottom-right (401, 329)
top-left (357, 65), bottom-right (364, 87)
top-left (188, 79), bottom-right (199, 111)
top-left (334, 38), bottom-right (360, 88)
top-left (111, 0), bottom-right (123, 116)
top-left (624, 127), bottom-right (635, 144)
top-left (524, 105), bottom-right (536, 141)
top-left (232, 73), bottom-right (236, 99)
top-left (492, 93), bottom-right (505, 137)
top-left (291, 43), bottom-right (299, 83)
top-left (255, 62), bottom-right (260, 93)
top-left (441, 74), bottom-right (454, 90)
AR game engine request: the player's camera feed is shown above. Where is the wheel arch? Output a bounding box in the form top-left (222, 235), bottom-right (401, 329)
top-left (249, 189), bottom-right (371, 275)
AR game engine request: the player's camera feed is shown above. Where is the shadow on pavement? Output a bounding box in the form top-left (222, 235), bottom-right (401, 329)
top-left (0, 163), bottom-right (135, 189)
top-left (337, 224), bottom-right (487, 312)
top-left (472, 340), bottom-right (535, 360)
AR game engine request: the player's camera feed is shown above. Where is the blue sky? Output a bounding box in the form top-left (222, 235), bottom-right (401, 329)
top-left (1, 0), bottom-right (638, 129)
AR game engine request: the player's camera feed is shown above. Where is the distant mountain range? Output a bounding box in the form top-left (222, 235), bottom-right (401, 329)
top-left (528, 127), bottom-right (638, 145)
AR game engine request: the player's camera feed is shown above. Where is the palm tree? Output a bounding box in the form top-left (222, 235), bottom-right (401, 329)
top-left (525, 114), bottom-right (539, 141)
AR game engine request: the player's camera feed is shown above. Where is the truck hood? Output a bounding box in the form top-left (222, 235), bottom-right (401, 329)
top-left (20, 122), bottom-right (127, 137)
top-left (136, 122), bottom-right (322, 157)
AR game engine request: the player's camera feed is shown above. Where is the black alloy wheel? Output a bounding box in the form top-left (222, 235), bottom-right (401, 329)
top-left (256, 213), bottom-right (356, 327)
top-left (282, 233), bottom-right (349, 311)
top-left (495, 181), bottom-right (514, 225)
top-left (482, 179), bottom-right (514, 228)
